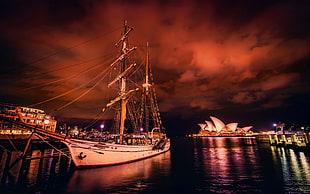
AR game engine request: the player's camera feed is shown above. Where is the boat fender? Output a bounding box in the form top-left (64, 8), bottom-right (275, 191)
top-left (78, 152), bottom-right (87, 160)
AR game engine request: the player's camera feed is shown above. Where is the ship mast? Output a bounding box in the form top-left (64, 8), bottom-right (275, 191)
top-left (143, 43), bottom-right (151, 132)
top-left (119, 21), bottom-right (129, 143)
top-left (104, 21), bottom-right (135, 143)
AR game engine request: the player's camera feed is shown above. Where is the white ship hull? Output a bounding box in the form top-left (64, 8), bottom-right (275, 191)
top-left (63, 138), bottom-right (170, 168)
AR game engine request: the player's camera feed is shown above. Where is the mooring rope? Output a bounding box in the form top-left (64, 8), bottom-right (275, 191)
top-left (0, 144), bottom-right (10, 152)
top-left (34, 133), bottom-right (72, 159)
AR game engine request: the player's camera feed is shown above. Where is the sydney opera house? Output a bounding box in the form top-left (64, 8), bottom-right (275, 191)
top-left (197, 116), bottom-right (253, 136)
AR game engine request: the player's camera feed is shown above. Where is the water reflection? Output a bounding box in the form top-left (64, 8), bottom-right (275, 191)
top-left (199, 137), bottom-right (261, 193)
top-left (64, 151), bottom-right (171, 193)
top-left (174, 137), bottom-right (264, 193)
top-left (171, 137), bottom-right (310, 193)
top-left (270, 146), bottom-right (310, 193)
top-left (2, 137), bottom-right (310, 193)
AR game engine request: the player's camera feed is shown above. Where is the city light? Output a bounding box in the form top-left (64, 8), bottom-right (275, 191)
top-left (100, 123), bottom-right (105, 130)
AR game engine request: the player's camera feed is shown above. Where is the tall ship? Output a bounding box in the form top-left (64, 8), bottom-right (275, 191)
top-left (62, 21), bottom-right (170, 168)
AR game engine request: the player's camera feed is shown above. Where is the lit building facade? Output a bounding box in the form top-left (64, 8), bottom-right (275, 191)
top-left (0, 104), bottom-right (57, 134)
top-left (198, 116), bottom-right (253, 136)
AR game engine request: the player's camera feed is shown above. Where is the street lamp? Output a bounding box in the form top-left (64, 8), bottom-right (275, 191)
top-left (100, 123), bottom-right (105, 131)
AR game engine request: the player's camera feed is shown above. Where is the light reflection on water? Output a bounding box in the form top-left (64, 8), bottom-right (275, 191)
top-left (198, 137), bottom-right (263, 193)
top-left (62, 137), bottom-right (310, 193)
top-left (64, 151), bottom-right (171, 194)
top-left (270, 146), bottom-right (310, 193)
top-left (2, 137), bottom-right (310, 193)
top-left (170, 137), bottom-right (264, 193)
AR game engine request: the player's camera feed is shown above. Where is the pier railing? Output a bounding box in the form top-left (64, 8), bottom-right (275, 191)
top-left (267, 132), bottom-right (309, 148)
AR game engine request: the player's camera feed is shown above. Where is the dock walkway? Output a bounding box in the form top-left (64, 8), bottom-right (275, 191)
top-left (256, 132), bottom-right (310, 150)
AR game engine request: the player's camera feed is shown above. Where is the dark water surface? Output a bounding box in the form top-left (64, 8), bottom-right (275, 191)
top-left (2, 137), bottom-right (310, 193)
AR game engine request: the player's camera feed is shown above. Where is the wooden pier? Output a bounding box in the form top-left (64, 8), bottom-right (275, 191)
top-left (0, 139), bottom-right (74, 192)
top-left (258, 132), bottom-right (310, 150)
top-left (0, 113), bottom-right (75, 192)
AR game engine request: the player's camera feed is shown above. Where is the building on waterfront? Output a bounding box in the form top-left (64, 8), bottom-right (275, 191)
top-left (0, 103), bottom-right (57, 135)
top-left (197, 116), bottom-right (253, 136)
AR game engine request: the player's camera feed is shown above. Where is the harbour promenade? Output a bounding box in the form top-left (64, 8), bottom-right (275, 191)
top-left (255, 132), bottom-right (310, 150)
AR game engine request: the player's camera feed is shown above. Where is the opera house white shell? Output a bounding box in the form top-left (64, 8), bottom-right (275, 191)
top-left (198, 116), bottom-right (253, 133)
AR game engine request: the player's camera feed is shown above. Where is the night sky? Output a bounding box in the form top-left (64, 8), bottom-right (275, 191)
top-left (1, 0), bottom-right (310, 135)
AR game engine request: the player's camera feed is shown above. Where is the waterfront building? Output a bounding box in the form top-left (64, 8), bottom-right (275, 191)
top-left (0, 103), bottom-right (57, 135)
top-left (197, 116), bottom-right (253, 136)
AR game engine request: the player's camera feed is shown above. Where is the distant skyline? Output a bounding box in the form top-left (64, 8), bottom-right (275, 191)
top-left (1, 0), bottom-right (309, 134)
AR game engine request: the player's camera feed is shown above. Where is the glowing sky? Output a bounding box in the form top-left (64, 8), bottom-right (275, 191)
top-left (0, 0), bottom-right (309, 133)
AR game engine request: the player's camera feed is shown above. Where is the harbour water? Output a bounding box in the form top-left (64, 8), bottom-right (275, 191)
top-left (1, 137), bottom-right (310, 193)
